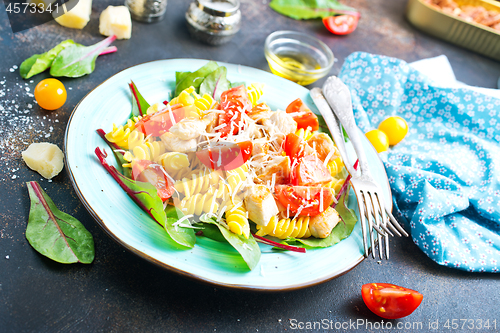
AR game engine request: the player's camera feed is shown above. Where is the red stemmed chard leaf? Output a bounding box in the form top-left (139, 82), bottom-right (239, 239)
top-left (50, 35), bottom-right (117, 78)
top-left (129, 80), bottom-right (150, 116)
top-left (96, 129), bottom-right (132, 178)
top-left (26, 181), bottom-right (95, 264)
top-left (95, 147), bottom-right (195, 247)
top-left (95, 147), bottom-right (166, 227)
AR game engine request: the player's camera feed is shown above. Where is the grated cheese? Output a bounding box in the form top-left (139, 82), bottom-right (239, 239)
top-left (323, 150), bottom-right (335, 167)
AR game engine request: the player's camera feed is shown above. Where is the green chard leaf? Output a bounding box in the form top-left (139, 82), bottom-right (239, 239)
top-left (317, 113), bottom-right (349, 142)
top-left (164, 206), bottom-right (196, 248)
top-left (199, 66), bottom-right (231, 100)
top-left (50, 35), bottom-right (117, 78)
top-left (282, 190), bottom-right (357, 248)
top-left (175, 71), bottom-right (191, 83)
top-left (174, 61), bottom-right (220, 97)
top-left (26, 181), bottom-right (95, 264)
top-left (129, 80), bottom-right (150, 116)
top-left (95, 147), bottom-right (166, 227)
top-left (193, 222), bottom-right (227, 243)
top-left (96, 129), bottom-right (132, 178)
top-left (230, 81), bottom-right (246, 89)
top-left (199, 215), bottom-right (261, 270)
top-left (20, 40), bottom-right (76, 79)
top-left (269, 0), bottom-right (357, 20)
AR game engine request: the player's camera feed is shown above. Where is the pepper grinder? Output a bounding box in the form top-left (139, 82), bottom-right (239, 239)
top-left (186, 0), bottom-right (241, 45)
top-left (125, 0), bottom-right (168, 23)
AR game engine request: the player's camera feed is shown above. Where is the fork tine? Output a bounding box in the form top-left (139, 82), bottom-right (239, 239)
top-left (375, 193), bottom-right (390, 259)
top-left (386, 208), bottom-right (409, 237)
top-left (356, 190), bottom-right (370, 258)
top-left (368, 191), bottom-right (384, 259)
top-left (360, 191), bottom-right (376, 259)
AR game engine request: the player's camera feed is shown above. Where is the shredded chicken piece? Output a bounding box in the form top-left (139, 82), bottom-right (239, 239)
top-left (255, 155), bottom-right (291, 185)
top-left (169, 115), bottom-right (216, 140)
top-left (307, 133), bottom-right (338, 162)
top-left (160, 132), bottom-right (198, 152)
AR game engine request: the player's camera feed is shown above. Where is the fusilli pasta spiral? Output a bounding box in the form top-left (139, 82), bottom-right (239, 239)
top-left (177, 188), bottom-right (221, 216)
top-left (174, 170), bottom-right (222, 198)
top-left (247, 83), bottom-right (264, 106)
top-left (225, 200), bottom-right (250, 239)
top-left (158, 152), bottom-right (190, 174)
top-left (123, 140), bottom-right (166, 168)
top-left (105, 116), bottom-right (143, 150)
top-left (296, 128), bottom-right (314, 141)
top-left (255, 215), bottom-right (312, 239)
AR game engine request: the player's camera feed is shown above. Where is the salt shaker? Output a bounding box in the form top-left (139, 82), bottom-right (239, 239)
top-left (186, 0), bottom-right (241, 45)
top-left (125, 0), bottom-right (168, 23)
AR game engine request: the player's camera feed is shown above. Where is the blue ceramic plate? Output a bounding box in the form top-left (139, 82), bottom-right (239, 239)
top-left (65, 59), bottom-right (391, 291)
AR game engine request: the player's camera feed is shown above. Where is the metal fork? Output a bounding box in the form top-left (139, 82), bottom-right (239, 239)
top-left (310, 78), bottom-right (407, 259)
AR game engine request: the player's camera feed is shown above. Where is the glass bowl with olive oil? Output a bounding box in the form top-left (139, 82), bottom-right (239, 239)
top-left (264, 31), bottom-right (334, 86)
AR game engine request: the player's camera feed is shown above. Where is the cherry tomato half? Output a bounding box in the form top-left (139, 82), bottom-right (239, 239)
top-left (275, 185), bottom-right (334, 216)
top-left (34, 78), bottom-right (67, 110)
top-left (361, 283), bottom-right (423, 319)
top-left (285, 98), bottom-right (319, 131)
top-left (378, 116), bottom-right (409, 146)
top-left (196, 141), bottom-right (252, 171)
top-left (365, 129), bottom-right (389, 153)
top-left (323, 13), bottom-right (360, 35)
top-left (283, 133), bottom-right (304, 161)
top-left (134, 104), bottom-right (185, 137)
top-left (291, 154), bottom-right (332, 186)
top-left (132, 160), bottom-right (175, 201)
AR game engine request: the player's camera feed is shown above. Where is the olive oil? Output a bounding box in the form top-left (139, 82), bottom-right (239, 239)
top-left (268, 51), bottom-right (322, 86)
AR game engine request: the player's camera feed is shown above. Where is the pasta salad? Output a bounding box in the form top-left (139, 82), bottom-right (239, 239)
top-left (96, 62), bottom-right (357, 270)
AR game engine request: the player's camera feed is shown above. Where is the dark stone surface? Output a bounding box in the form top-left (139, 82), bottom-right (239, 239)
top-left (1, 0), bottom-right (499, 332)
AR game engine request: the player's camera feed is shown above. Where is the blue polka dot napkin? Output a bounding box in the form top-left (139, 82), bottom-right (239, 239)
top-left (338, 52), bottom-right (500, 272)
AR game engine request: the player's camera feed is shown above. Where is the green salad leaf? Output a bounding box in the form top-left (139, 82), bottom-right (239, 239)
top-left (20, 40), bottom-right (76, 79)
top-left (50, 35), bottom-right (116, 78)
top-left (175, 61), bottom-right (220, 97)
top-left (129, 80), bottom-right (150, 116)
top-left (164, 206), bottom-right (196, 248)
top-left (175, 71), bottom-right (191, 83)
top-left (199, 66), bottom-right (231, 100)
top-left (316, 108), bottom-right (349, 142)
top-left (96, 129), bottom-right (132, 178)
top-left (199, 215), bottom-right (261, 270)
top-left (270, 0), bottom-right (356, 20)
top-left (95, 147), bottom-right (166, 227)
top-left (26, 181), bottom-right (95, 264)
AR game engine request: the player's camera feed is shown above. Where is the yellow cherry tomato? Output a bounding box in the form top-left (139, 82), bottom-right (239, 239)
top-left (378, 116), bottom-right (409, 146)
top-left (34, 78), bottom-right (67, 110)
top-left (365, 129), bottom-right (389, 153)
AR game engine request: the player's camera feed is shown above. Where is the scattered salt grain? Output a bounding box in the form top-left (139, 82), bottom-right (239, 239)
top-left (5, 255), bottom-right (9, 259)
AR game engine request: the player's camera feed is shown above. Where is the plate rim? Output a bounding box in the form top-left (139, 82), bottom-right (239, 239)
top-left (64, 58), bottom-right (390, 291)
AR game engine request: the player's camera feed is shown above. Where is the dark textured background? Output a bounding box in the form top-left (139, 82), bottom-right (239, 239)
top-left (1, 0), bottom-right (499, 332)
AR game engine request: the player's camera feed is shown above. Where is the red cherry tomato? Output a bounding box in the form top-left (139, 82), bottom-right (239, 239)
top-left (134, 104), bottom-right (185, 136)
top-left (292, 154), bottom-right (332, 186)
top-left (275, 185), bottom-right (334, 216)
top-left (361, 283), bottom-right (423, 319)
top-left (220, 85), bottom-right (252, 111)
top-left (217, 98), bottom-right (244, 137)
top-left (196, 141), bottom-right (253, 171)
top-left (216, 85), bottom-right (253, 138)
top-left (131, 160), bottom-right (175, 201)
top-left (323, 13), bottom-right (360, 35)
top-left (286, 98), bottom-right (319, 131)
top-left (283, 133), bottom-right (305, 161)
